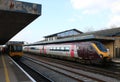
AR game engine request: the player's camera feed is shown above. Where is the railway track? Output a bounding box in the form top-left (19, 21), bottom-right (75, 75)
top-left (111, 61), bottom-right (120, 68)
top-left (25, 54), bottom-right (120, 78)
top-left (22, 54), bottom-right (120, 82)
top-left (35, 55), bottom-right (120, 79)
top-left (16, 59), bottom-right (53, 82)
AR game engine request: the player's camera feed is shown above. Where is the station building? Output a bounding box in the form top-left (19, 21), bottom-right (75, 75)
top-left (44, 29), bottom-right (83, 41)
top-left (35, 28), bottom-right (120, 59)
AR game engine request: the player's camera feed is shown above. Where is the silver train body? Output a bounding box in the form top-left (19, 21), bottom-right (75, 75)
top-left (23, 41), bottom-right (111, 64)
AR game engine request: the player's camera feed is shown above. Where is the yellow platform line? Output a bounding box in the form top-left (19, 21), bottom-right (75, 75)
top-left (2, 55), bottom-right (10, 82)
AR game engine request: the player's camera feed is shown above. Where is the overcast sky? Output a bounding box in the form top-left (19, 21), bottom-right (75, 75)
top-left (11, 0), bottom-right (120, 43)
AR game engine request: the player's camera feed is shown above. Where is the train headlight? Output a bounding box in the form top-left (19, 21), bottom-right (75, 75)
top-left (99, 54), bottom-right (103, 58)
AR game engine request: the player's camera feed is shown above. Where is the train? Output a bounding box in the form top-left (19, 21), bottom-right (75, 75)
top-left (5, 41), bottom-right (24, 59)
top-left (23, 41), bottom-right (111, 64)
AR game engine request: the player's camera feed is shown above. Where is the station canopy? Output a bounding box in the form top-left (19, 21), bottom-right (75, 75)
top-left (0, 0), bottom-right (41, 44)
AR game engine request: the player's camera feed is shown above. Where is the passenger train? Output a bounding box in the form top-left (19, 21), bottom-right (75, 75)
top-left (5, 41), bottom-right (24, 59)
top-left (23, 41), bottom-right (111, 64)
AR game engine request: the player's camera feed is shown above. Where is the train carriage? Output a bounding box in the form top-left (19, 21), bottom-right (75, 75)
top-left (5, 41), bottom-right (24, 59)
top-left (24, 41), bottom-right (111, 64)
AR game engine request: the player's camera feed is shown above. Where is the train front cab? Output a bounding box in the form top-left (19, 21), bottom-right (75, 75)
top-left (6, 44), bottom-right (23, 59)
top-left (92, 41), bottom-right (111, 64)
top-left (76, 41), bottom-right (111, 64)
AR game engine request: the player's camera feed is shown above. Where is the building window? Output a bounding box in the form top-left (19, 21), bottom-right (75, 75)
top-left (57, 30), bottom-right (80, 38)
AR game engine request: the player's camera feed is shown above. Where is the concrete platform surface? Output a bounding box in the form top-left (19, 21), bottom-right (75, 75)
top-left (0, 54), bottom-right (35, 82)
top-left (112, 58), bottom-right (120, 63)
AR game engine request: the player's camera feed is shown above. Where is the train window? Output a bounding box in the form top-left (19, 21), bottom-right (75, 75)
top-left (31, 47), bottom-right (39, 50)
top-left (35, 48), bottom-right (39, 50)
top-left (57, 47), bottom-right (60, 51)
top-left (94, 42), bottom-right (107, 52)
top-left (64, 47), bottom-right (70, 51)
top-left (50, 47), bottom-right (70, 51)
top-left (17, 46), bottom-right (22, 51)
top-left (61, 47), bottom-right (64, 51)
top-left (55, 47), bottom-right (57, 51)
top-left (50, 47), bottom-right (54, 51)
top-left (50, 47), bottom-right (56, 51)
top-left (52, 47), bottom-right (56, 51)
top-left (53, 47), bottom-right (55, 50)
top-left (30, 47), bottom-right (35, 49)
top-left (11, 45), bottom-right (22, 52)
top-left (11, 46), bottom-right (14, 51)
top-left (50, 47), bottom-right (52, 51)
top-left (64, 47), bottom-right (66, 51)
top-left (59, 47), bottom-right (61, 51)
top-left (52, 47), bottom-right (54, 51)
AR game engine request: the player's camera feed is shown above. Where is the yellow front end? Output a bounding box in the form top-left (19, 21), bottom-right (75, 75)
top-left (9, 52), bottom-right (23, 57)
top-left (92, 43), bottom-right (111, 62)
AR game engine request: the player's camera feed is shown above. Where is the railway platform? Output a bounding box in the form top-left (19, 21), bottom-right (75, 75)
top-left (112, 58), bottom-right (120, 63)
top-left (0, 54), bottom-right (35, 82)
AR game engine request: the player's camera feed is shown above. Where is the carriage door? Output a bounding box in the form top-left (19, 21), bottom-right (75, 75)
top-left (84, 46), bottom-right (88, 59)
top-left (43, 46), bottom-right (46, 54)
top-left (40, 46), bottom-right (42, 54)
top-left (77, 45), bottom-right (84, 58)
top-left (77, 45), bottom-right (88, 59)
top-left (70, 45), bottom-right (74, 57)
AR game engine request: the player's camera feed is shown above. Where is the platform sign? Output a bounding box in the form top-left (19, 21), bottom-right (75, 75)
top-left (0, 0), bottom-right (41, 15)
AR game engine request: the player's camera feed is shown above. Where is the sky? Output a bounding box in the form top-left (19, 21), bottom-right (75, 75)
top-left (11, 0), bottom-right (120, 43)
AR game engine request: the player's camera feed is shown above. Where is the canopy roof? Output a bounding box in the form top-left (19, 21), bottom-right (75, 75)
top-left (0, 0), bottom-right (41, 44)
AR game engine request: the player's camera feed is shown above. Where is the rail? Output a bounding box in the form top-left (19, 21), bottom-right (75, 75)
top-left (21, 55), bottom-right (120, 82)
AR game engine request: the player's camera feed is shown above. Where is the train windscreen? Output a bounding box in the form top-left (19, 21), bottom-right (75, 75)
top-left (94, 42), bottom-right (107, 52)
top-left (11, 45), bottom-right (22, 52)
